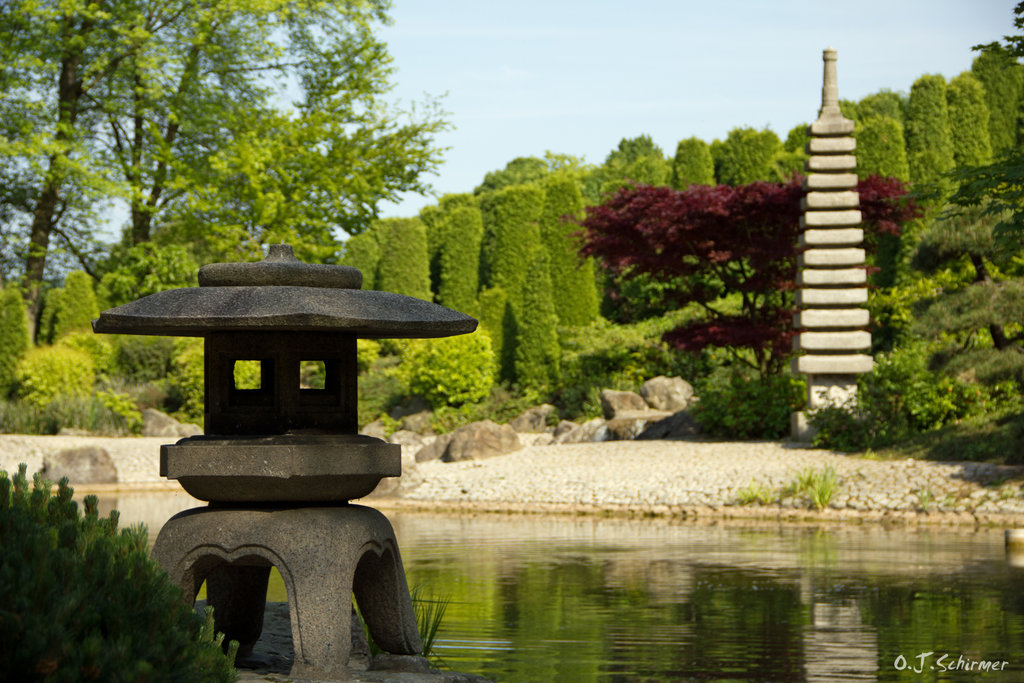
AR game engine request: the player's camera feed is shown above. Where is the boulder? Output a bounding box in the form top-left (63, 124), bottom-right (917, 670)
top-left (388, 395), bottom-right (431, 421)
top-left (605, 410), bottom-right (673, 441)
top-left (360, 420), bottom-right (390, 441)
top-left (637, 409), bottom-right (702, 440)
top-left (640, 376), bottom-right (695, 412)
top-left (552, 420), bottom-right (577, 439)
top-left (600, 389), bottom-right (647, 419)
top-left (368, 448), bottom-right (422, 497)
top-left (442, 420), bottom-right (521, 462)
top-left (142, 408), bottom-right (202, 437)
top-left (387, 429), bottom-right (426, 451)
top-left (414, 433), bottom-right (453, 463)
top-left (43, 446), bottom-right (118, 484)
top-left (509, 404), bottom-right (556, 433)
top-left (399, 410), bottom-right (434, 435)
top-left (553, 417), bottom-right (609, 444)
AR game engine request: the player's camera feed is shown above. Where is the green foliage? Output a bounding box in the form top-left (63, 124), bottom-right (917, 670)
top-left (394, 331), bottom-right (496, 408)
top-left (855, 116), bottom-right (910, 181)
top-left (112, 335), bottom-right (176, 384)
top-left (56, 331), bottom-right (114, 379)
top-left (692, 368), bottom-right (804, 440)
top-left (15, 345), bottom-right (95, 409)
top-left (340, 230), bottom-right (381, 290)
top-left (0, 465), bottom-right (237, 681)
top-left (711, 127), bottom-right (783, 186)
top-left (168, 338), bottom-right (205, 425)
top-left (476, 156), bottom-right (550, 194)
top-left (477, 287), bottom-right (513, 381)
top-left (357, 339), bottom-right (381, 374)
top-left (97, 243), bottom-right (198, 308)
top-left (539, 174), bottom-right (599, 326)
top-left (599, 135), bottom-right (672, 192)
top-left (905, 74), bottom-right (955, 191)
top-left (783, 467), bottom-right (839, 510)
top-left (946, 72), bottom-right (992, 168)
top-left (971, 44), bottom-right (1024, 157)
top-left (513, 248), bottom-right (561, 391)
top-left (0, 286), bottom-right (30, 396)
top-left (670, 137), bottom-right (716, 189)
top-left (436, 205), bottom-right (484, 313)
top-left (480, 183), bottom-right (545, 302)
top-left (51, 271), bottom-right (100, 341)
top-left (0, 394), bottom-right (143, 436)
top-left (36, 287), bottom-right (62, 345)
top-left (374, 217), bottom-right (432, 300)
top-left (856, 89), bottom-right (908, 122)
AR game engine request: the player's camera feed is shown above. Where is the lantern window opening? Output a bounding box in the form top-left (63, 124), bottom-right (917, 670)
top-left (300, 360), bottom-right (327, 390)
top-left (229, 358), bottom-right (275, 408)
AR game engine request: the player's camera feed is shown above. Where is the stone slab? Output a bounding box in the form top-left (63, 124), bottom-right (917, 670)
top-left (801, 210), bottom-right (862, 227)
top-left (800, 248), bottom-right (866, 267)
top-left (806, 155), bottom-right (857, 172)
top-left (796, 288), bottom-right (868, 306)
top-left (809, 117), bottom-right (854, 136)
top-left (796, 330), bottom-right (872, 351)
top-left (792, 354), bottom-right (874, 374)
top-left (798, 268), bottom-right (866, 286)
top-left (806, 137), bottom-right (855, 154)
top-left (801, 191), bottom-right (860, 210)
top-left (804, 173), bottom-right (858, 190)
top-left (798, 228), bottom-right (863, 246)
top-left (795, 308), bottom-right (870, 328)
top-left (160, 435), bottom-right (400, 502)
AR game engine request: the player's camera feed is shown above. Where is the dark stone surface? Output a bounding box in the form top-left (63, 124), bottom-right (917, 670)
top-left (509, 404), bottom-right (555, 433)
top-left (199, 244), bottom-right (362, 289)
top-left (442, 420), bottom-right (521, 462)
top-left (43, 446), bottom-right (118, 484)
top-left (160, 435), bottom-right (400, 503)
top-left (636, 409), bottom-right (702, 440)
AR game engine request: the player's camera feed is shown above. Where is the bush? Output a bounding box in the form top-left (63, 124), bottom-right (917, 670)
top-left (57, 331), bottom-right (115, 377)
top-left (693, 368), bottom-right (805, 439)
top-left (0, 394), bottom-right (142, 436)
top-left (394, 331), bottom-right (497, 409)
top-left (0, 286), bottom-right (30, 396)
top-left (112, 335), bottom-right (177, 384)
top-left (15, 346), bottom-right (95, 408)
top-left (0, 465), bottom-right (237, 681)
top-left (167, 338), bottom-right (205, 425)
top-left (51, 271), bottom-right (100, 341)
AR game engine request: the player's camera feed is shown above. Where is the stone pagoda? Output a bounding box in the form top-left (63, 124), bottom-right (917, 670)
top-left (792, 48), bottom-right (873, 439)
top-left (93, 244), bottom-right (477, 679)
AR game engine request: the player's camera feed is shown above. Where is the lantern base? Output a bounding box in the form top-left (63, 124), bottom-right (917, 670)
top-left (160, 434), bottom-right (400, 503)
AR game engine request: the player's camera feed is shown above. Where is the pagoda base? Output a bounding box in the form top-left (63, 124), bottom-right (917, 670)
top-left (151, 504), bottom-right (422, 680)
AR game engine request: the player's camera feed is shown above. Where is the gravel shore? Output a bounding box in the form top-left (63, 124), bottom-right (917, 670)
top-left (4, 434), bottom-right (1024, 526)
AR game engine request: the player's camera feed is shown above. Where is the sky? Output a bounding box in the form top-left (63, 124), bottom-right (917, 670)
top-left (374, 0), bottom-right (1016, 218)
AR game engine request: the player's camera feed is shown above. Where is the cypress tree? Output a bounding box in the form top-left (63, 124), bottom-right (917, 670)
top-left (597, 135), bottom-right (671, 195)
top-left (340, 230), bottom-right (381, 290)
top-left (436, 205), bottom-right (484, 313)
top-left (374, 217), bottom-right (432, 300)
top-left (51, 271), bottom-right (99, 341)
top-left (513, 246), bottom-right (560, 390)
top-left (670, 137), bottom-right (715, 189)
top-left (971, 45), bottom-right (1024, 157)
top-left (905, 74), bottom-right (955, 190)
top-left (36, 287), bottom-right (62, 345)
top-left (479, 183), bottom-right (545, 305)
top-left (0, 287), bottom-right (31, 396)
top-left (477, 286), bottom-right (514, 382)
top-left (539, 174), bottom-right (599, 327)
top-left (855, 115), bottom-right (910, 181)
top-left (712, 127), bottom-right (783, 186)
top-left (421, 193), bottom-right (478, 296)
top-left (856, 89), bottom-right (907, 123)
top-left (946, 72), bottom-right (993, 168)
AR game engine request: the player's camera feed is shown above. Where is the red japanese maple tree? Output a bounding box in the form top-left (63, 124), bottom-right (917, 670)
top-left (578, 175), bottom-right (918, 376)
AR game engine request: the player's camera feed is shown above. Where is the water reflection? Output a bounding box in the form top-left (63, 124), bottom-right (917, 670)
top-left (101, 494), bottom-right (1024, 682)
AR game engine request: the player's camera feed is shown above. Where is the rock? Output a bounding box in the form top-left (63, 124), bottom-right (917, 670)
top-left (442, 420), bottom-right (521, 462)
top-left (605, 410), bottom-right (673, 440)
top-left (553, 420), bottom-right (577, 439)
top-left (388, 395), bottom-right (431, 421)
top-left (415, 433), bottom-right (454, 463)
top-left (600, 389), bottom-right (647, 419)
top-left (400, 410), bottom-right (434, 435)
top-left (142, 408), bottom-right (202, 437)
top-left (553, 417), bottom-right (609, 444)
top-left (360, 420), bottom-right (390, 441)
top-left (509, 404), bottom-right (555, 433)
top-left (641, 376), bottom-right (695, 412)
top-left (637, 409), bottom-right (702, 440)
top-left (42, 446), bottom-right (118, 484)
top-left (388, 429), bottom-right (426, 451)
top-left (56, 427), bottom-right (91, 436)
top-left (370, 653), bottom-right (433, 674)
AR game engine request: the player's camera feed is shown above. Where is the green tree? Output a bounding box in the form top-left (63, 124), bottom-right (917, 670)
top-left (422, 193), bottom-right (478, 296)
top-left (0, 0), bottom-right (447, 329)
top-left (971, 44), bottom-right (1024, 157)
top-left (477, 287), bottom-right (513, 381)
top-left (97, 242), bottom-right (198, 308)
top-left (0, 287), bottom-right (31, 396)
top-left (514, 247), bottom-right (561, 391)
top-left (855, 116), bottom-right (910, 181)
top-left (906, 74), bottom-right (956, 192)
top-left (856, 89), bottom-right (907, 123)
top-left (479, 184), bottom-right (545, 305)
top-left (374, 218), bottom-right (432, 300)
top-left (436, 205), bottom-right (484, 313)
top-left (539, 174), bottom-right (599, 326)
top-left (475, 157), bottom-right (549, 194)
top-left (946, 72), bottom-right (993, 169)
top-left (340, 230), bottom-right (382, 290)
top-left (51, 271), bottom-right (99, 341)
top-left (712, 127), bottom-right (783, 186)
top-left (670, 137), bottom-right (716, 189)
top-left (597, 135), bottom-right (671, 195)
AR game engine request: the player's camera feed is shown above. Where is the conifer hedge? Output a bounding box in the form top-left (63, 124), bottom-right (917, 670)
top-left (374, 217), bottom-right (432, 300)
top-left (479, 184), bottom-right (545, 306)
top-left (946, 72), bottom-right (993, 168)
top-left (971, 45), bottom-right (1024, 158)
top-left (514, 247), bottom-right (561, 390)
top-left (855, 115), bottom-right (910, 181)
top-left (51, 271), bottom-right (100, 341)
top-left (671, 137), bottom-right (716, 189)
top-left (539, 174), bottom-right (599, 327)
top-left (906, 74), bottom-right (955, 191)
top-left (437, 205), bottom-right (484, 313)
top-left (0, 287), bottom-right (30, 397)
top-left (712, 127), bottom-right (783, 186)
top-left (341, 230), bottom-right (381, 290)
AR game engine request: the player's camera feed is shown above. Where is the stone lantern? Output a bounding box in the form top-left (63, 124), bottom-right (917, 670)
top-left (92, 244), bottom-right (476, 679)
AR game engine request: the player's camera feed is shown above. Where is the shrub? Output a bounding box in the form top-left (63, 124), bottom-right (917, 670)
top-left (51, 270), bottom-right (100, 341)
top-left (692, 368), bottom-right (805, 439)
top-left (97, 242), bottom-right (198, 308)
top-left (0, 465), bottom-right (237, 681)
top-left (57, 331), bottom-right (115, 377)
top-left (112, 334), bottom-right (176, 384)
top-left (167, 338), bottom-right (205, 425)
top-left (671, 136), bottom-right (715, 189)
top-left (15, 345), bottom-right (95, 408)
top-left (394, 331), bottom-right (496, 408)
top-left (0, 286), bottom-right (30, 396)
top-left (374, 217), bottom-right (432, 300)
top-left (0, 393), bottom-right (143, 436)
top-left (357, 339), bottom-right (381, 374)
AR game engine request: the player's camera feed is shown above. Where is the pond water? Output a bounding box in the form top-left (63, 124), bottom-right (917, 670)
top-left (98, 493), bottom-right (1024, 682)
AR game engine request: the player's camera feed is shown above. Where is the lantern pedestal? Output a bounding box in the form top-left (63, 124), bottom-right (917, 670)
top-left (152, 505), bottom-right (423, 679)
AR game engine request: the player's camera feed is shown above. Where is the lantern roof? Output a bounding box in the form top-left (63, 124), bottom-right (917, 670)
top-left (92, 244), bottom-right (477, 338)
